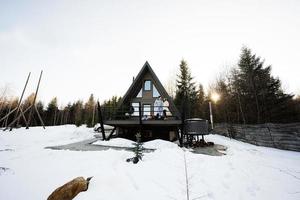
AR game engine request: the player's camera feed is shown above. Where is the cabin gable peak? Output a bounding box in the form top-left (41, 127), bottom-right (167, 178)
top-left (118, 62), bottom-right (180, 118)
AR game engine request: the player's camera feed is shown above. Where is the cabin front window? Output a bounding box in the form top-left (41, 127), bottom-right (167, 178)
top-left (136, 88), bottom-right (142, 98)
top-left (143, 104), bottom-right (151, 116)
top-left (131, 103), bottom-right (139, 116)
top-left (153, 85), bottom-right (160, 97)
top-left (144, 80), bottom-right (151, 91)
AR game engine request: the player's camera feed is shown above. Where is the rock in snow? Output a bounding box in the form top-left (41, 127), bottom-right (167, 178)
top-left (47, 176), bottom-right (92, 200)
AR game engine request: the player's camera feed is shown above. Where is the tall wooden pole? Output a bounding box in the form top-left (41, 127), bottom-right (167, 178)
top-left (97, 101), bottom-right (106, 140)
top-left (0, 107), bottom-right (17, 124)
top-left (1, 98), bottom-right (14, 128)
top-left (2, 100), bottom-right (12, 128)
top-left (6, 105), bottom-right (32, 131)
top-left (26, 70), bottom-right (43, 129)
top-left (34, 106), bottom-right (45, 129)
top-left (209, 101), bottom-right (214, 130)
top-left (19, 106), bottom-right (29, 127)
top-left (9, 72), bottom-right (31, 131)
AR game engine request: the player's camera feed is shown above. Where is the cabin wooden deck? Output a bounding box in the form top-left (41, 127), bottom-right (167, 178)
top-left (104, 119), bottom-right (182, 127)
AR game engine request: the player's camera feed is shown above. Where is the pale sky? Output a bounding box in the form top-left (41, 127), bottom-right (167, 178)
top-left (1, 0), bottom-right (300, 106)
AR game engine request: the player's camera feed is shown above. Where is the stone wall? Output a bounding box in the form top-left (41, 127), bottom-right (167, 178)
top-left (214, 123), bottom-right (300, 152)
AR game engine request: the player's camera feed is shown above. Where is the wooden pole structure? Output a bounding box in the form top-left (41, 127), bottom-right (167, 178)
top-left (9, 72), bottom-right (31, 131)
top-left (5, 103), bottom-right (12, 127)
top-left (3, 100), bottom-right (13, 128)
top-left (97, 101), bottom-right (106, 140)
top-left (19, 106), bottom-right (29, 127)
top-left (0, 107), bottom-right (17, 124)
top-left (6, 105), bottom-right (32, 131)
top-left (34, 106), bottom-right (45, 129)
top-left (26, 70), bottom-right (43, 129)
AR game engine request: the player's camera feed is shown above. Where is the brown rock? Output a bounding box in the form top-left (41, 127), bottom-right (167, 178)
top-left (47, 176), bottom-right (92, 200)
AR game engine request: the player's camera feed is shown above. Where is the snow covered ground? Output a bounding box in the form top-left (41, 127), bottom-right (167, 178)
top-left (1, 125), bottom-right (300, 200)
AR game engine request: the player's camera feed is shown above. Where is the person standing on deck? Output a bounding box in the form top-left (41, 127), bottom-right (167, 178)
top-left (154, 96), bottom-right (164, 119)
top-left (163, 98), bottom-right (169, 119)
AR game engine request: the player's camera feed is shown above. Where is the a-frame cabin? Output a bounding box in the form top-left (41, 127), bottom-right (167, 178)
top-left (103, 61), bottom-right (182, 141)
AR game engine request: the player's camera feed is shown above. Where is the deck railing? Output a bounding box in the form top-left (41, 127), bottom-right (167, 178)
top-left (101, 104), bottom-right (175, 121)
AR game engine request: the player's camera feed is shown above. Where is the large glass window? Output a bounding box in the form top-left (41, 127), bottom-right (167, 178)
top-left (136, 88), bottom-right (142, 98)
top-left (144, 80), bottom-right (151, 91)
top-left (131, 103), bottom-right (139, 116)
top-left (143, 104), bottom-right (151, 116)
top-left (153, 85), bottom-right (160, 97)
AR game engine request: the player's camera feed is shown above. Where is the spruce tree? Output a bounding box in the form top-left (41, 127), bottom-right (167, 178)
top-left (84, 94), bottom-right (96, 127)
top-left (46, 97), bottom-right (58, 126)
top-left (102, 96), bottom-right (121, 120)
top-left (132, 132), bottom-right (143, 163)
top-left (34, 101), bottom-right (44, 126)
top-left (74, 100), bottom-right (84, 127)
top-left (194, 83), bottom-right (206, 118)
top-left (233, 46), bottom-right (295, 123)
top-left (174, 59), bottom-right (196, 118)
top-left (126, 132), bottom-right (144, 164)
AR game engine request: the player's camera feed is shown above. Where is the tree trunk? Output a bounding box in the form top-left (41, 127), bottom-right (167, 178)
top-left (237, 91), bottom-right (246, 124)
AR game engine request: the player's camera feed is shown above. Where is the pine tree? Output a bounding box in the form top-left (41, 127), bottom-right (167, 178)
top-left (46, 97), bottom-right (58, 126)
top-left (63, 103), bottom-right (72, 124)
top-left (132, 132), bottom-right (144, 163)
top-left (174, 59), bottom-right (196, 118)
top-left (84, 94), bottom-right (96, 127)
top-left (232, 46), bottom-right (295, 123)
top-left (33, 101), bottom-right (44, 126)
top-left (74, 100), bottom-right (84, 127)
top-left (126, 132), bottom-right (144, 164)
top-left (102, 96), bottom-right (121, 120)
top-left (194, 83), bottom-right (206, 118)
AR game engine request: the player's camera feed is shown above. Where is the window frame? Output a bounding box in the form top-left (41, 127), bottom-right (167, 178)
top-left (131, 102), bottom-right (139, 116)
top-left (143, 104), bottom-right (151, 116)
top-left (136, 88), bottom-right (143, 98)
top-left (143, 80), bottom-right (152, 91)
top-left (152, 84), bottom-right (160, 97)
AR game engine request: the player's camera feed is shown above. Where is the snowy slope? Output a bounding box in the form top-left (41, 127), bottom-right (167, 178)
top-left (0, 125), bottom-right (300, 200)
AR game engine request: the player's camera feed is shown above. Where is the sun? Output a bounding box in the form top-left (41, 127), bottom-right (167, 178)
top-left (211, 93), bottom-right (220, 103)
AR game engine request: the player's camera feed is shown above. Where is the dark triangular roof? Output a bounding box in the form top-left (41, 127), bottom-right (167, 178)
top-left (117, 61), bottom-right (181, 118)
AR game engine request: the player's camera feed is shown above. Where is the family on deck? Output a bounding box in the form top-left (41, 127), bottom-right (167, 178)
top-left (128, 96), bottom-right (170, 120)
top-left (153, 96), bottom-right (169, 120)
